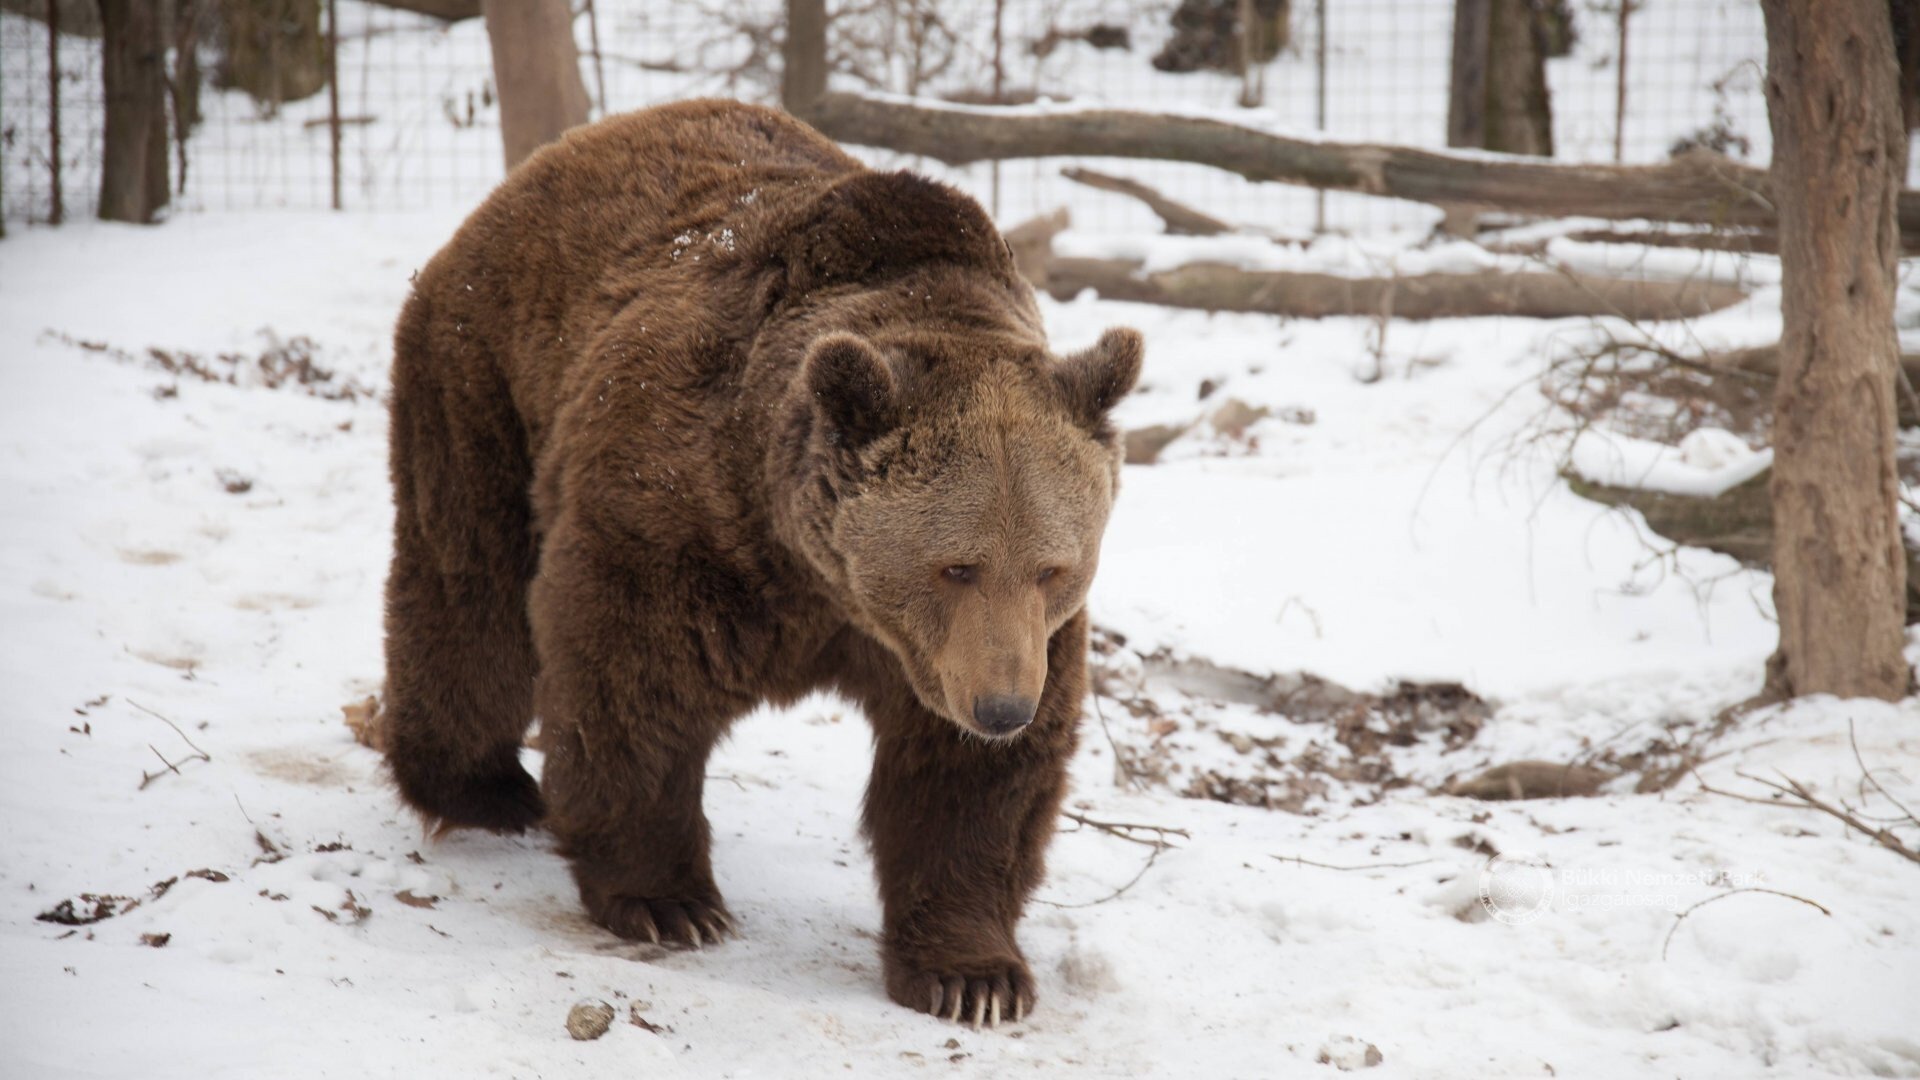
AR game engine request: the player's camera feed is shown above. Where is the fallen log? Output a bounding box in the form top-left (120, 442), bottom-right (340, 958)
top-left (1713, 342), bottom-right (1920, 385)
top-left (1481, 227), bottom-right (1781, 257)
top-left (1566, 468), bottom-right (1920, 623)
top-left (804, 92), bottom-right (1920, 246)
top-left (1060, 167), bottom-right (1231, 236)
top-left (1707, 343), bottom-right (1920, 425)
top-left (1038, 257), bottom-right (1748, 321)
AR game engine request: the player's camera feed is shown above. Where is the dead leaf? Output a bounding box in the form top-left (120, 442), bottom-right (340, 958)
top-left (628, 1003), bottom-right (672, 1034)
top-left (395, 890), bottom-right (439, 910)
top-left (342, 694), bottom-right (385, 751)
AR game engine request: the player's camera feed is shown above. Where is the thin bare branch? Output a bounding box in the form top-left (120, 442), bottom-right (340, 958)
top-left (1061, 811), bottom-right (1189, 848)
top-left (1270, 854), bottom-right (1436, 871)
top-left (1662, 887), bottom-right (1831, 960)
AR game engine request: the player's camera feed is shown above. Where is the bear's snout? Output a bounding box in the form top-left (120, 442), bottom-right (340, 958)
top-left (972, 694), bottom-right (1037, 736)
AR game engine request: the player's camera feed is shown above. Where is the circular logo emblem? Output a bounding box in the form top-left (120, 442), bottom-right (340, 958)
top-left (1479, 852), bottom-right (1554, 925)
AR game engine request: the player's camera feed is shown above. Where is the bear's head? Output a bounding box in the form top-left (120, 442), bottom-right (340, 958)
top-left (789, 322), bottom-right (1142, 739)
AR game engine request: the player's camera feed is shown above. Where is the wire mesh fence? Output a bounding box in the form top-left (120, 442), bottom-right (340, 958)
top-left (2, 0), bottom-right (1784, 235)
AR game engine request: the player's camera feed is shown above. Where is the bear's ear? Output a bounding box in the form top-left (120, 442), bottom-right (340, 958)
top-left (1053, 328), bottom-right (1143, 433)
top-left (806, 333), bottom-right (897, 449)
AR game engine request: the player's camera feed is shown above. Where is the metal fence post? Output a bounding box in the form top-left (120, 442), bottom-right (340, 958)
top-left (327, 0), bottom-right (341, 210)
top-left (1315, 0), bottom-right (1327, 233)
top-left (1614, 0), bottom-right (1633, 162)
top-left (47, 0), bottom-right (63, 225)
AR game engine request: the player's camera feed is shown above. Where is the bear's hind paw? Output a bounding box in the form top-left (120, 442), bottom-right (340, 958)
top-left (595, 895), bottom-right (734, 949)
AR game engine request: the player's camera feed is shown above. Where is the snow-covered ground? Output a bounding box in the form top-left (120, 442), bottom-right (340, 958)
top-left (5, 1), bottom-right (1920, 1073)
top-left (4, 203), bottom-right (1919, 1079)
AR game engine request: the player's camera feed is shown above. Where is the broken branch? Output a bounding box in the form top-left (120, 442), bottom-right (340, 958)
top-left (1694, 769), bottom-right (1920, 866)
top-left (1060, 166), bottom-right (1231, 236)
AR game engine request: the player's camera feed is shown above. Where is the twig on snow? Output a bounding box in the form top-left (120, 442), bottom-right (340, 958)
top-left (1061, 811), bottom-right (1189, 848)
top-left (130, 699), bottom-right (211, 789)
top-left (1693, 767), bottom-right (1920, 866)
top-left (1089, 683), bottom-right (1145, 792)
top-left (1036, 843), bottom-right (1164, 910)
top-left (1270, 854), bottom-right (1435, 871)
top-left (1849, 719), bottom-right (1917, 826)
top-left (1661, 887), bottom-right (1831, 961)
top-left (1039, 809), bottom-right (1187, 908)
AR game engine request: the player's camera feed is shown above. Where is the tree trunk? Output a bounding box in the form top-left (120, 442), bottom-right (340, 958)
top-left (1893, 0), bottom-right (1920, 131)
top-left (480, 0), bottom-right (590, 170)
top-left (173, 0), bottom-right (205, 131)
top-left (1761, 0), bottom-right (1909, 700)
top-left (1450, 0), bottom-right (1552, 155)
top-left (803, 92), bottom-right (1920, 246)
top-left (97, 0), bottom-right (170, 223)
top-left (171, 0), bottom-right (205, 197)
top-left (217, 0), bottom-right (327, 110)
top-left (783, 0), bottom-right (828, 116)
top-left (1484, 0), bottom-right (1552, 155)
top-left (1447, 0), bottom-right (1491, 150)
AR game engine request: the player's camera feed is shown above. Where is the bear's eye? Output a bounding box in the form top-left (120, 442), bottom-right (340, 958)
top-left (941, 565), bottom-right (978, 586)
top-left (1037, 567), bottom-right (1061, 586)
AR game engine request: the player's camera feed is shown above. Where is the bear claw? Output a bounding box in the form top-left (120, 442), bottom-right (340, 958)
top-left (899, 964), bottom-right (1033, 1029)
top-left (596, 895), bottom-right (733, 949)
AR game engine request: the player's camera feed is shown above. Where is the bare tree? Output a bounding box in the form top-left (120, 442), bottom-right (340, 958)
top-left (97, 0), bottom-right (169, 222)
top-left (1448, 0), bottom-right (1553, 155)
top-left (784, 0), bottom-right (828, 115)
top-left (1760, 0), bottom-right (1909, 701)
top-left (481, 0), bottom-right (590, 169)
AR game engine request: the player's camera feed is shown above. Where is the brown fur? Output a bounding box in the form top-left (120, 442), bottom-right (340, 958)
top-left (381, 99), bottom-right (1141, 1023)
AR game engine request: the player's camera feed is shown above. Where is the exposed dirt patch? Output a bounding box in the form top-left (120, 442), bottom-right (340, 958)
top-left (47, 329), bottom-right (378, 403)
top-left (248, 747), bottom-right (353, 788)
top-left (1089, 627), bottom-right (1493, 813)
top-left (118, 548), bottom-right (184, 566)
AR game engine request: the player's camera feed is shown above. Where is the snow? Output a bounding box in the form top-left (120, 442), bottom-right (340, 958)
top-left (1569, 427), bottom-right (1773, 499)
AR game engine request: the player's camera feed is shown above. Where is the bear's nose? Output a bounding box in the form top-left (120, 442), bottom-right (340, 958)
top-left (972, 694), bottom-right (1037, 736)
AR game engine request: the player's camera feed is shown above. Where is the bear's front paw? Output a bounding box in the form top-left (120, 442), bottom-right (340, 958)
top-left (593, 894), bottom-right (734, 949)
top-left (887, 955), bottom-right (1036, 1028)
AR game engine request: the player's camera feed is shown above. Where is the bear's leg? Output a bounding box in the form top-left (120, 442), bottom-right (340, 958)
top-left (530, 528), bottom-right (736, 948)
top-left (861, 614), bottom-right (1087, 1026)
top-left (382, 336), bottom-right (543, 834)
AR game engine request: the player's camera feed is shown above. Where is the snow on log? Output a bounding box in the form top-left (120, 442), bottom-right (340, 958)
top-left (1566, 464), bottom-right (1920, 624)
top-left (1037, 257), bottom-right (1747, 321)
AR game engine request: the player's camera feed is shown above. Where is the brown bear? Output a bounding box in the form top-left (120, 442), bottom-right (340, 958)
top-left (381, 99), bottom-right (1141, 1027)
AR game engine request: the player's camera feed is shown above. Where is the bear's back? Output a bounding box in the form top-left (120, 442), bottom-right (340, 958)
top-left (399, 101), bottom-right (865, 439)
